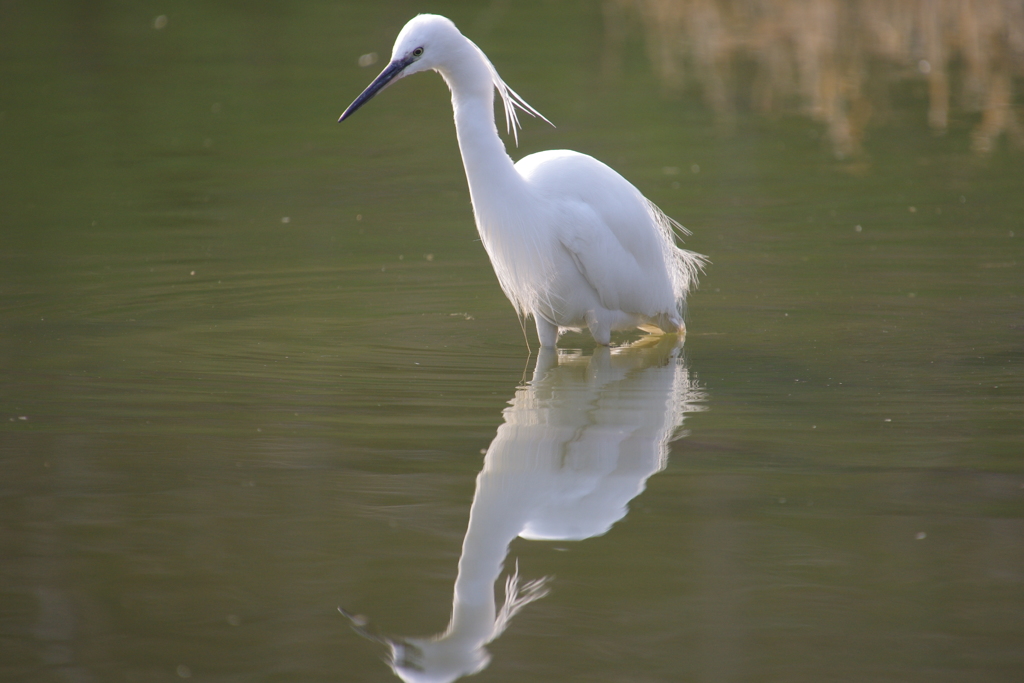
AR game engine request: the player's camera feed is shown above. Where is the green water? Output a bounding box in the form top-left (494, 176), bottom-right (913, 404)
top-left (2, 2), bottom-right (1023, 682)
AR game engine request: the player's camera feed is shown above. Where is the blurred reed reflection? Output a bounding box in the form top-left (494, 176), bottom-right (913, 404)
top-left (605, 0), bottom-right (1024, 156)
top-left (344, 339), bottom-right (705, 683)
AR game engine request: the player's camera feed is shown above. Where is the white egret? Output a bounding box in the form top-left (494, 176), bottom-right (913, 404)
top-left (340, 14), bottom-right (706, 347)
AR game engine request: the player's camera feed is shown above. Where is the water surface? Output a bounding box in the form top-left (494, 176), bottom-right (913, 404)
top-left (2, 2), bottom-right (1022, 682)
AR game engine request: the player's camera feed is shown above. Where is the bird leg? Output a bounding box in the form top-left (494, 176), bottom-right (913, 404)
top-left (585, 312), bottom-right (612, 346)
top-left (534, 314), bottom-right (559, 348)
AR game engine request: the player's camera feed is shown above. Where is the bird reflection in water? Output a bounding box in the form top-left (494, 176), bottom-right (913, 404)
top-left (342, 337), bottom-right (706, 683)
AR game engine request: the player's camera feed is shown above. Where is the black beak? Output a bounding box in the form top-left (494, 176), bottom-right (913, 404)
top-left (339, 56), bottom-right (414, 122)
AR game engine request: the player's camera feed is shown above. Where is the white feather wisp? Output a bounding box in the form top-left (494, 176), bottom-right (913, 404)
top-left (643, 198), bottom-right (709, 317)
top-left (467, 39), bottom-right (553, 147)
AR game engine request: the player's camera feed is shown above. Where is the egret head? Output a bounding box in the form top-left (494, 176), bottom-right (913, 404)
top-left (339, 14), bottom-right (462, 122)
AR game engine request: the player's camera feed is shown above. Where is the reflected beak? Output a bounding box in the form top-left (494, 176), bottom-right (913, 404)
top-left (339, 56), bottom-right (414, 122)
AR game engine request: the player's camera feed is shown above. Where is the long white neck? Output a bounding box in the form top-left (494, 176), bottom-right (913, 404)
top-left (438, 42), bottom-right (527, 222)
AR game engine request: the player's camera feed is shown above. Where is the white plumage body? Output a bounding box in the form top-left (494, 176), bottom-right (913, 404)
top-left (475, 149), bottom-right (699, 345)
top-left (340, 14), bottom-right (706, 347)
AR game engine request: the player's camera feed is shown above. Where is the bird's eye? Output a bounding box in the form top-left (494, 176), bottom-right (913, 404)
top-left (412, 47), bottom-right (424, 57)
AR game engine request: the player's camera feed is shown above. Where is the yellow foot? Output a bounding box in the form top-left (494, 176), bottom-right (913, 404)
top-left (636, 323), bottom-right (686, 342)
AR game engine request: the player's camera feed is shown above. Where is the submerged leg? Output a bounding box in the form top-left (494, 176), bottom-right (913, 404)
top-left (534, 314), bottom-right (558, 348)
